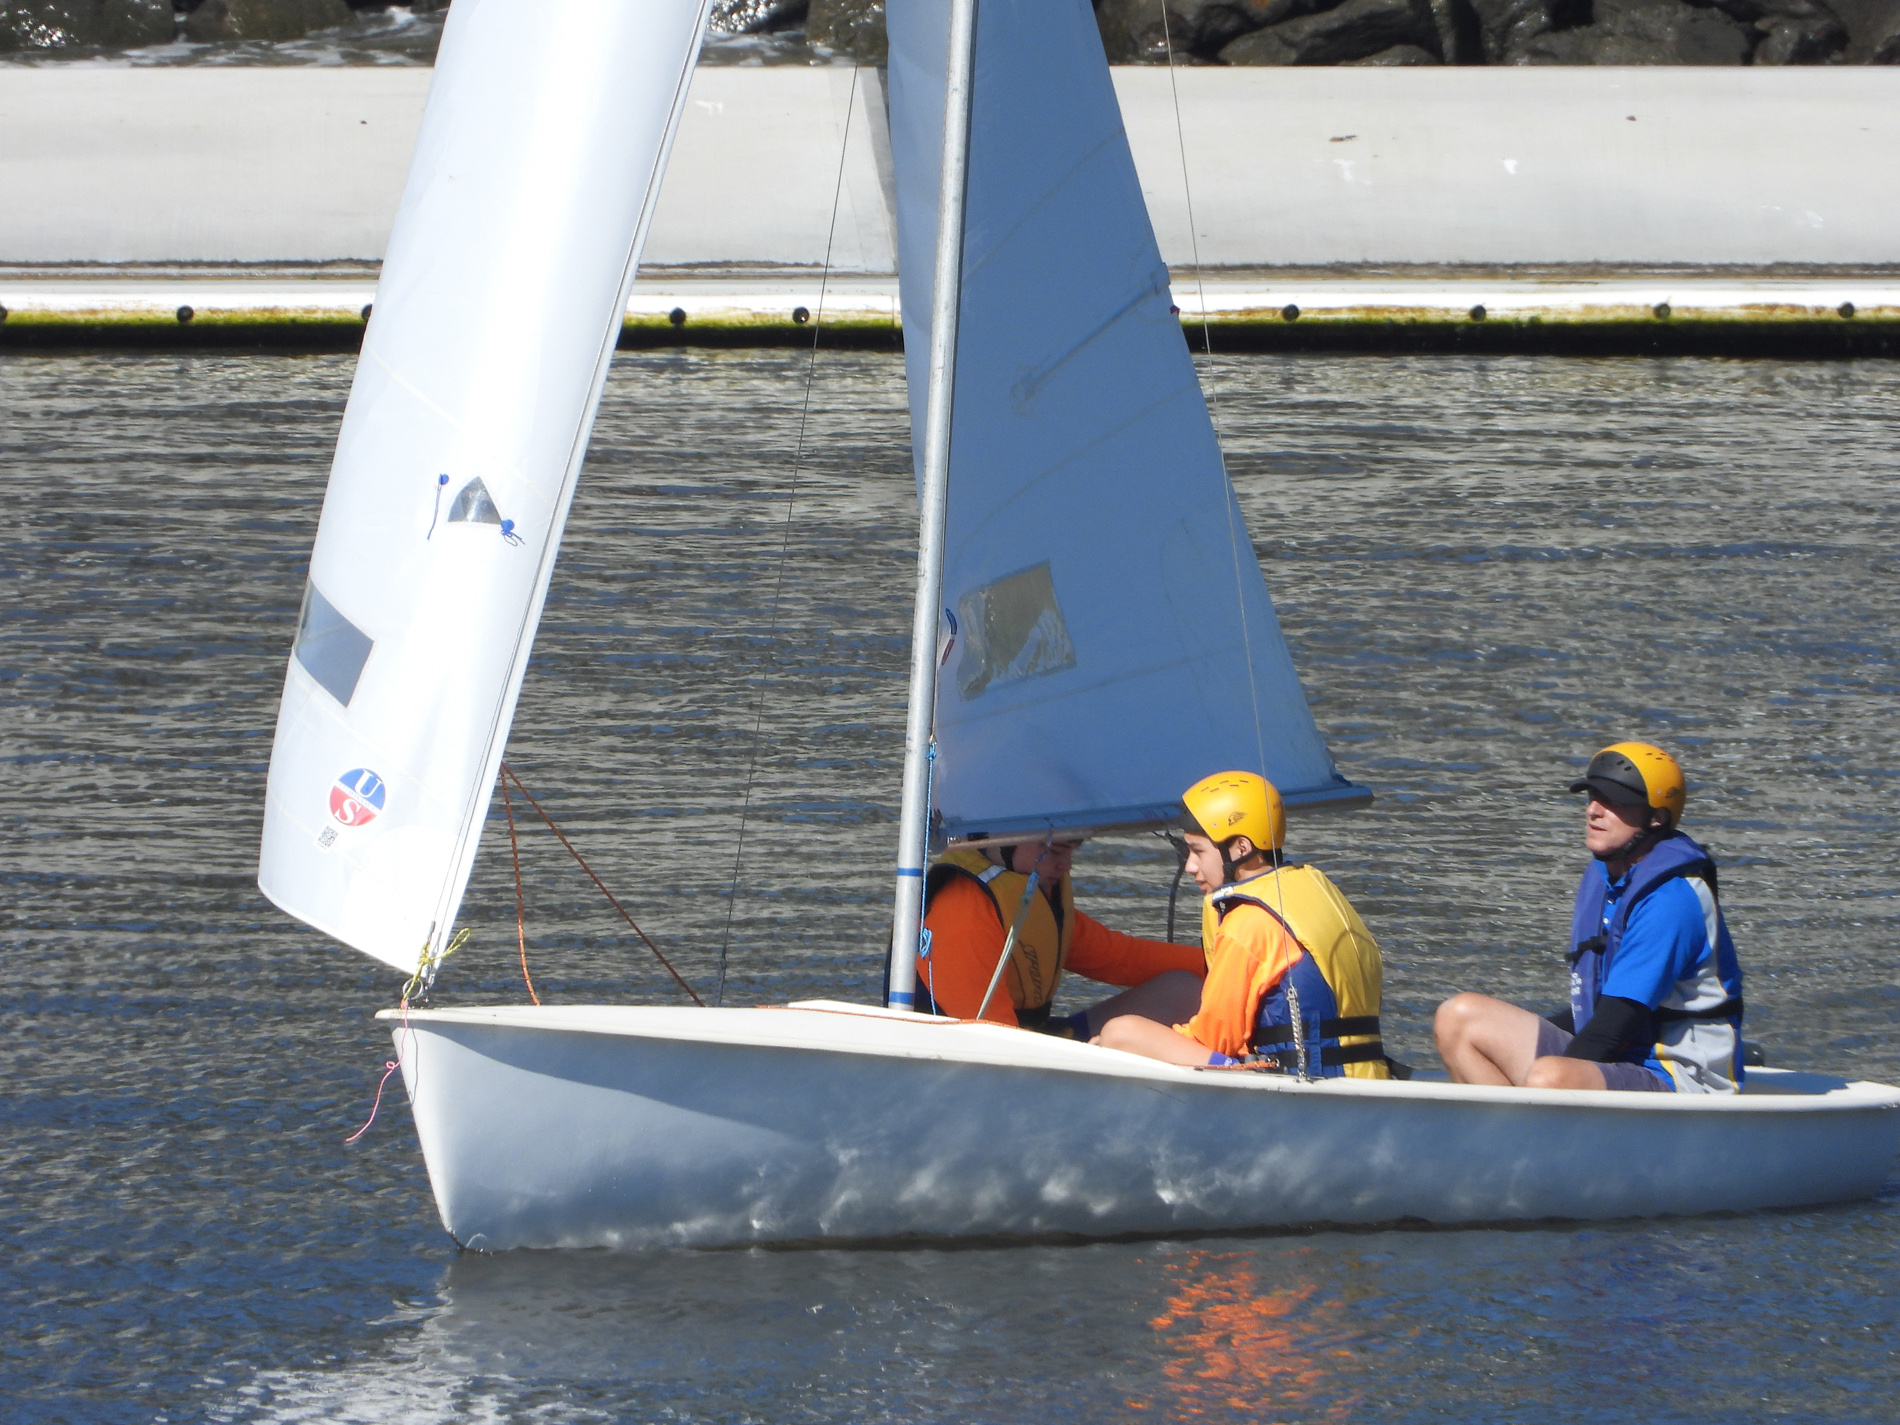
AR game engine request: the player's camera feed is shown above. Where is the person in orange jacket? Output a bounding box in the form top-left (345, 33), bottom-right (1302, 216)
top-left (918, 836), bottom-right (1206, 1038)
top-left (1097, 772), bottom-right (1390, 1078)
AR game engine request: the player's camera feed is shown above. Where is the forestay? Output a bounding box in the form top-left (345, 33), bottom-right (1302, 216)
top-left (258, 0), bottom-right (712, 973)
top-left (886, 0), bottom-right (1365, 844)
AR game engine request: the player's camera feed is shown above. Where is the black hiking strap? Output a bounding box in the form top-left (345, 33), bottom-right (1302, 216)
top-left (1250, 1040), bottom-right (1387, 1071)
top-left (1014, 1002), bottom-right (1053, 1032)
top-left (1250, 1015), bottom-right (1382, 1050)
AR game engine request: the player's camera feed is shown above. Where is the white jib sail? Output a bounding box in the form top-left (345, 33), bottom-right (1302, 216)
top-left (258, 0), bottom-right (712, 974)
top-left (887, 0), bottom-right (1366, 843)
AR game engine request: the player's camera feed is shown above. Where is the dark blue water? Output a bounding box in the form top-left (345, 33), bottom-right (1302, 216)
top-left (4, 349), bottom-right (1898, 1423)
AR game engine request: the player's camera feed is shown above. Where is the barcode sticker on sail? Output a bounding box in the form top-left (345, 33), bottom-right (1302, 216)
top-left (955, 562), bottom-right (1076, 699)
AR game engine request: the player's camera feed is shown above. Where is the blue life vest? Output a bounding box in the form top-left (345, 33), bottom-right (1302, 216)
top-left (1567, 830), bottom-right (1739, 1051)
top-left (1212, 889), bottom-right (1384, 1079)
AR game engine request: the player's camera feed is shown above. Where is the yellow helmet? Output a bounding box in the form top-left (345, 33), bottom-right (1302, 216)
top-left (1567, 742), bottom-right (1686, 825)
top-left (1180, 771), bottom-right (1286, 853)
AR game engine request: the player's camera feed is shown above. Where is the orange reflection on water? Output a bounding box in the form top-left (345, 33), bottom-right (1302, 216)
top-left (1145, 1250), bottom-right (1361, 1421)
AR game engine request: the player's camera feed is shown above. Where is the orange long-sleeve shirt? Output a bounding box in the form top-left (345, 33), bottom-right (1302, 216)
top-left (920, 876), bottom-right (1206, 1027)
top-left (1177, 902), bottom-right (1305, 1060)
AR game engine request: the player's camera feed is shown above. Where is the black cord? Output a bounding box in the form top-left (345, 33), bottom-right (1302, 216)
top-left (1164, 833), bottom-right (1189, 942)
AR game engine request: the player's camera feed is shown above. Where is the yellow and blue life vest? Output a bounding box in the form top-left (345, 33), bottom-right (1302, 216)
top-left (1205, 863), bottom-right (1389, 1080)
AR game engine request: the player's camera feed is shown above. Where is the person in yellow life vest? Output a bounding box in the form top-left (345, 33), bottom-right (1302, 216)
top-left (1096, 771), bottom-right (1391, 1078)
top-left (919, 837), bottom-right (1206, 1037)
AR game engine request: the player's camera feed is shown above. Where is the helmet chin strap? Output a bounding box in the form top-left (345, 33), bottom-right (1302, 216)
top-left (1216, 835), bottom-right (1247, 885)
top-left (1219, 838), bottom-right (1283, 885)
top-left (1594, 811), bottom-right (1670, 865)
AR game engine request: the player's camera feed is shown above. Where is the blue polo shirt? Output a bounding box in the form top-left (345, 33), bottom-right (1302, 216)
top-left (1594, 862), bottom-right (1744, 1091)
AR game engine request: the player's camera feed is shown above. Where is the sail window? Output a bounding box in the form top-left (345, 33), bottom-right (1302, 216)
top-left (447, 477), bottom-right (503, 525)
top-left (293, 580), bottom-right (374, 707)
top-left (955, 562), bottom-right (1077, 700)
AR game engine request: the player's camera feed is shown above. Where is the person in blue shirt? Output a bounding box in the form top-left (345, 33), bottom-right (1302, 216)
top-left (1435, 742), bottom-right (1745, 1094)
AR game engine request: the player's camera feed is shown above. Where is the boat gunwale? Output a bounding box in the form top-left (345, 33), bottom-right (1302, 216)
top-left (378, 1002), bottom-right (1900, 1116)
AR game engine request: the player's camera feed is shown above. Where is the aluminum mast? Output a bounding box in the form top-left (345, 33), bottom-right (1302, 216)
top-left (886, 0), bottom-right (978, 1009)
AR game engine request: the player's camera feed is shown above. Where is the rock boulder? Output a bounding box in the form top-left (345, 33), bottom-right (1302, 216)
top-left (1695, 0), bottom-right (1846, 62)
top-left (1826, 0), bottom-right (1900, 55)
top-left (1466, 0), bottom-right (1590, 58)
top-left (1344, 37), bottom-right (1444, 53)
top-left (805, 0), bottom-right (885, 60)
top-left (181, 0), bottom-right (354, 43)
top-left (1096, 0), bottom-right (1328, 62)
top-left (709, 0), bottom-right (808, 33)
top-left (0, 0), bottom-right (170, 50)
top-left (1219, 0), bottom-right (1441, 62)
top-left (1513, 0), bottom-right (1753, 60)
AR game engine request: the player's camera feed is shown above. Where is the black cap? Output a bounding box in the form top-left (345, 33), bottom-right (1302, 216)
top-left (1567, 748), bottom-right (1649, 807)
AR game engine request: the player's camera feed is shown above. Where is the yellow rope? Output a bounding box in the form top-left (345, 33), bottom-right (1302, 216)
top-left (401, 926), bottom-right (471, 1005)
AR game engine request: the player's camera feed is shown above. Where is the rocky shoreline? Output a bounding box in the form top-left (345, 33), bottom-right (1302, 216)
top-left (1092, 0), bottom-right (1900, 65)
top-left (0, 0), bottom-right (439, 55)
top-left (2, 0), bottom-right (1896, 64)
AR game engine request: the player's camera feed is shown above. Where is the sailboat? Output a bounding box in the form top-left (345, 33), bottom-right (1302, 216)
top-left (260, 0), bottom-right (1900, 1250)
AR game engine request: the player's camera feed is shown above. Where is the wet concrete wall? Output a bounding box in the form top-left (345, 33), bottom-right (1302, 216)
top-left (1120, 67), bottom-right (1900, 267)
top-left (2, 65), bottom-right (1896, 269)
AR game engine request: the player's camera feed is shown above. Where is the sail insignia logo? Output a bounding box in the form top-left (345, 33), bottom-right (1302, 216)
top-left (330, 768), bottom-right (387, 827)
top-left (434, 475), bottom-right (524, 546)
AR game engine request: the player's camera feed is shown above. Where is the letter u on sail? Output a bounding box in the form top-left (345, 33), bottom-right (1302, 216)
top-left (887, 0), bottom-right (1366, 843)
top-left (257, 0), bottom-right (714, 974)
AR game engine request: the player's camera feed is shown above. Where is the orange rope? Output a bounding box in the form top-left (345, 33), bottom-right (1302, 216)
top-left (499, 769), bottom-right (542, 1005)
top-left (500, 763), bottom-right (705, 1007)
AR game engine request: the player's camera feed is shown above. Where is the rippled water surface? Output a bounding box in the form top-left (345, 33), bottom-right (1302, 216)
top-left (5, 349), bottom-right (1899, 1422)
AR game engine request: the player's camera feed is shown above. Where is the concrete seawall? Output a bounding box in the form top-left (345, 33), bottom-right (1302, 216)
top-left (2, 65), bottom-right (1897, 352)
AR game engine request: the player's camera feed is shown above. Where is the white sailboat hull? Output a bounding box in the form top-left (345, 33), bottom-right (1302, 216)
top-left (384, 1003), bottom-right (1900, 1251)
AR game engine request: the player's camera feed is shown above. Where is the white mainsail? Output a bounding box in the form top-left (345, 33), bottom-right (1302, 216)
top-left (259, 0), bottom-right (712, 973)
top-left (886, 0), bottom-right (1365, 842)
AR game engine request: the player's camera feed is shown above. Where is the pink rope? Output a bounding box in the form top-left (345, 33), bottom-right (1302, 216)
top-left (344, 1059), bottom-right (401, 1144)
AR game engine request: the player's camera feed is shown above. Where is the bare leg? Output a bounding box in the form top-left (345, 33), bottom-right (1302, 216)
top-left (1094, 1013), bottom-right (1215, 1067)
top-left (1434, 993), bottom-right (1550, 1086)
top-left (1524, 1057), bottom-right (1610, 1091)
top-left (1076, 970), bottom-right (1203, 1038)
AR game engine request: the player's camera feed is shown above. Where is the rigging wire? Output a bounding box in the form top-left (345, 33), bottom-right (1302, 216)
top-left (501, 762), bottom-right (705, 1007)
top-left (713, 63), bottom-right (864, 1007)
top-left (1160, 11), bottom-right (1305, 1022)
top-left (499, 767), bottom-right (542, 1005)
top-left (1158, 7), bottom-right (1268, 781)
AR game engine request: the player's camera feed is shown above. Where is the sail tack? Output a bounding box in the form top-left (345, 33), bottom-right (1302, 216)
top-left (259, 0), bottom-right (711, 973)
top-left (886, 0), bottom-right (1365, 843)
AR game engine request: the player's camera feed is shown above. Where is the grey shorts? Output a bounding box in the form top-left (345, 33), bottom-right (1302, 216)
top-left (1534, 1019), bottom-right (1672, 1092)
